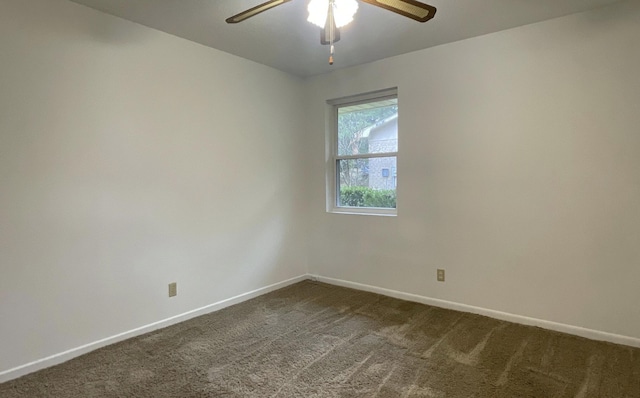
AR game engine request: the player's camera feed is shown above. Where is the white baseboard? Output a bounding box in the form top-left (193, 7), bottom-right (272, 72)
top-left (312, 274), bottom-right (640, 349)
top-left (4, 273), bottom-right (639, 384)
top-left (0, 274), bottom-right (309, 384)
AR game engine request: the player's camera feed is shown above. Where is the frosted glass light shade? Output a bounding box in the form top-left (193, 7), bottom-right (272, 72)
top-left (308, 0), bottom-right (358, 28)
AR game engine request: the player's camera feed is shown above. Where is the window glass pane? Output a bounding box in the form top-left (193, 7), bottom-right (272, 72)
top-left (338, 157), bottom-right (397, 209)
top-left (337, 98), bottom-right (398, 156)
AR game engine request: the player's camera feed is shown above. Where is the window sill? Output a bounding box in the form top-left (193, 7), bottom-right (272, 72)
top-left (328, 207), bottom-right (397, 217)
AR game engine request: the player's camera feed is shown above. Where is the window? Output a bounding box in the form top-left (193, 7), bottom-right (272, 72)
top-left (327, 88), bottom-right (398, 215)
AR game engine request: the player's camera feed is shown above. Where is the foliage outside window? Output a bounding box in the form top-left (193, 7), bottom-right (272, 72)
top-left (329, 90), bottom-right (398, 214)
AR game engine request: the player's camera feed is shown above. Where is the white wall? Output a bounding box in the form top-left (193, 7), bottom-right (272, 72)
top-left (304, 0), bottom-right (640, 339)
top-left (2, 0), bottom-right (640, 381)
top-left (0, 0), bottom-right (307, 374)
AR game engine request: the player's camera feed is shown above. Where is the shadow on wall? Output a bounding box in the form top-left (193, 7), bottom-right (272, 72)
top-left (30, 0), bottom-right (155, 46)
top-left (516, 0), bottom-right (639, 48)
top-left (86, 17), bottom-right (153, 46)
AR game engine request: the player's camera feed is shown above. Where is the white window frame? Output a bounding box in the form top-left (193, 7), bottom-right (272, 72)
top-left (326, 88), bottom-right (398, 216)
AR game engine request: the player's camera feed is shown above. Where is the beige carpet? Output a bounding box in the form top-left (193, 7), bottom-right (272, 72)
top-left (2, 281), bottom-right (640, 397)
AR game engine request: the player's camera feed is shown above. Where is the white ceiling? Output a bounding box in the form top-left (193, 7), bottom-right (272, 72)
top-left (69, 0), bottom-right (623, 77)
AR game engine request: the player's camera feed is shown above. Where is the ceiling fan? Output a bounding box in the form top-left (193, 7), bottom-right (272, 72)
top-left (226, 0), bottom-right (437, 65)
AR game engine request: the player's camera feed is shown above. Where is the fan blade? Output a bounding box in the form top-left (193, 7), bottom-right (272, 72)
top-left (359, 0), bottom-right (436, 23)
top-left (226, 0), bottom-right (292, 24)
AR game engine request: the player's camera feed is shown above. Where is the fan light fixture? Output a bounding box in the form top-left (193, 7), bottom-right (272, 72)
top-left (307, 0), bottom-right (359, 28)
top-left (226, 0), bottom-right (437, 65)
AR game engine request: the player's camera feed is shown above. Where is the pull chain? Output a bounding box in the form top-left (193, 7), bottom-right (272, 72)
top-left (329, 0), bottom-right (335, 65)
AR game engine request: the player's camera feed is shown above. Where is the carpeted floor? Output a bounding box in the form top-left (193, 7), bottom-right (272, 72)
top-left (2, 281), bottom-right (640, 397)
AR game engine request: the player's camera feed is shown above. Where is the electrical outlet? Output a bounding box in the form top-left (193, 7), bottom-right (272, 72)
top-left (168, 282), bottom-right (177, 297)
top-left (437, 269), bottom-right (445, 282)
